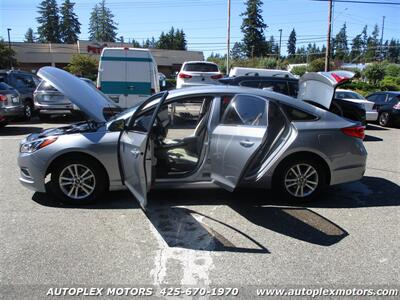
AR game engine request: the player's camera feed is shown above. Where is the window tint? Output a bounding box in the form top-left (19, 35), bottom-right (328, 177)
top-left (221, 95), bottom-right (267, 126)
top-left (280, 104), bottom-right (317, 121)
top-left (287, 82), bottom-right (298, 97)
top-left (335, 91), bottom-right (365, 100)
top-left (14, 74), bottom-right (36, 89)
top-left (183, 63), bottom-right (219, 72)
top-left (240, 80), bottom-right (289, 96)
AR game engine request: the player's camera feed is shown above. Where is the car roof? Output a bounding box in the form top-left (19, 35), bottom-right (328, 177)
top-left (183, 61), bottom-right (217, 65)
top-left (229, 75), bottom-right (298, 82)
top-left (166, 85), bottom-right (320, 113)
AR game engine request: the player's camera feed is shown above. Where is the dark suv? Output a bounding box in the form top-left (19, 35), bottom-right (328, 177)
top-left (0, 70), bottom-right (41, 120)
top-left (366, 91), bottom-right (400, 127)
top-left (220, 75), bottom-right (366, 125)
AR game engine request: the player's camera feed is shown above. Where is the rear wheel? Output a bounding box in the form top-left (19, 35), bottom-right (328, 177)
top-left (378, 112), bottom-right (391, 127)
top-left (48, 156), bottom-right (107, 204)
top-left (274, 157), bottom-right (326, 202)
top-left (23, 101), bottom-right (33, 121)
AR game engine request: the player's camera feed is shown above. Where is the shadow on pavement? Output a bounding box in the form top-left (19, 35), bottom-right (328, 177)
top-left (364, 134), bottom-right (383, 142)
top-left (32, 176), bottom-right (399, 253)
top-left (366, 124), bottom-right (389, 131)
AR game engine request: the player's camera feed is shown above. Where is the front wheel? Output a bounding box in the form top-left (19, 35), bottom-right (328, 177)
top-left (274, 158), bottom-right (326, 202)
top-left (48, 157), bottom-right (107, 204)
top-left (23, 101), bottom-right (33, 121)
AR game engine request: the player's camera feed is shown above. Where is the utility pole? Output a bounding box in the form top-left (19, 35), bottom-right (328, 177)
top-left (7, 28), bottom-right (11, 49)
top-left (226, 0), bottom-right (231, 75)
top-left (278, 29), bottom-right (283, 60)
top-left (324, 0), bottom-right (333, 72)
top-left (380, 16), bottom-right (385, 60)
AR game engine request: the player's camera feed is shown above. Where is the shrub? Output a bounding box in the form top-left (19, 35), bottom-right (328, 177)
top-left (291, 65), bottom-right (307, 76)
top-left (380, 76), bottom-right (400, 91)
top-left (363, 63), bottom-right (386, 85)
top-left (65, 54), bottom-right (99, 81)
top-left (385, 64), bottom-right (400, 77)
top-left (308, 58), bottom-right (334, 72)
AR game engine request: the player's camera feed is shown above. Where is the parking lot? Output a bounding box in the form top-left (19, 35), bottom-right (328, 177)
top-left (0, 118), bottom-right (399, 297)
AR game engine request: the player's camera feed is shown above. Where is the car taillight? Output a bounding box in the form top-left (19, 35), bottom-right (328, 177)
top-left (0, 95), bottom-right (7, 102)
top-left (178, 73), bottom-right (192, 79)
top-left (393, 102), bottom-right (400, 110)
top-left (341, 126), bottom-right (365, 140)
top-left (211, 73), bottom-right (223, 80)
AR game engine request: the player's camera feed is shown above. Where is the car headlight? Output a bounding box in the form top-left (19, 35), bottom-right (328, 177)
top-left (20, 137), bottom-right (57, 153)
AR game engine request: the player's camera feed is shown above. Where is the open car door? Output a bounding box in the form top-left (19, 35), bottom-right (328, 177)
top-left (298, 71), bottom-right (355, 109)
top-left (119, 92), bottom-right (168, 209)
top-left (209, 94), bottom-right (269, 191)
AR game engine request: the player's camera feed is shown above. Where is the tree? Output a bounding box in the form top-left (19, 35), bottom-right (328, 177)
top-left (334, 23), bottom-right (348, 61)
top-left (65, 54), bottom-right (98, 80)
top-left (240, 0), bottom-right (267, 58)
top-left (0, 40), bottom-right (17, 68)
top-left (351, 34), bottom-right (363, 62)
top-left (309, 58), bottom-right (330, 72)
top-left (60, 0), bottom-right (81, 43)
top-left (156, 27), bottom-right (186, 50)
top-left (231, 42), bottom-right (245, 59)
top-left (24, 28), bottom-right (36, 43)
top-left (291, 65), bottom-right (307, 76)
top-left (36, 0), bottom-right (61, 42)
top-left (365, 24), bottom-right (379, 61)
top-left (175, 29), bottom-right (187, 50)
top-left (387, 39), bottom-right (400, 63)
top-left (88, 0), bottom-right (118, 42)
top-left (287, 28), bottom-right (296, 57)
top-left (363, 62), bottom-right (385, 85)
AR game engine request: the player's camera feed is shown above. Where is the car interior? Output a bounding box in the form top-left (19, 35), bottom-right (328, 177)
top-left (149, 96), bottom-right (213, 178)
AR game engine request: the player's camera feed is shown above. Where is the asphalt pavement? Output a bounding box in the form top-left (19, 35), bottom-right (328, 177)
top-left (0, 119), bottom-right (399, 299)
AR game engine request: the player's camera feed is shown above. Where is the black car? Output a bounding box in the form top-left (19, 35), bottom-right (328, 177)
top-left (219, 75), bottom-right (366, 125)
top-left (366, 91), bottom-right (400, 127)
top-left (0, 70), bottom-right (41, 120)
top-left (0, 82), bottom-right (24, 127)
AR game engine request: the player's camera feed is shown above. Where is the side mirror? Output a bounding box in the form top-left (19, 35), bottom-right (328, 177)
top-left (108, 119), bottom-right (125, 132)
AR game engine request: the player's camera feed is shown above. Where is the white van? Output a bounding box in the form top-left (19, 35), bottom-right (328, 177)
top-left (229, 67), bottom-right (295, 79)
top-left (97, 47), bottom-right (160, 108)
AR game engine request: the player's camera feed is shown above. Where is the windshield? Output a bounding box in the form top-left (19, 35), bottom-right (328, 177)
top-left (335, 91), bottom-right (365, 100)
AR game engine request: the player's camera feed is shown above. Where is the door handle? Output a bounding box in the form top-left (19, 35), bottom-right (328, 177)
top-left (131, 149), bottom-right (142, 158)
top-left (239, 140), bottom-right (255, 147)
top-left (128, 85), bottom-right (135, 90)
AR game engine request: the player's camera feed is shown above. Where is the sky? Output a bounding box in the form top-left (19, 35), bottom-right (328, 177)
top-left (0, 0), bottom-right (399, 57)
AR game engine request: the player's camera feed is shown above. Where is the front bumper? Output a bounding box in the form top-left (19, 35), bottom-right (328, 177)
top-left (18, 150), bottom-right (48, 193)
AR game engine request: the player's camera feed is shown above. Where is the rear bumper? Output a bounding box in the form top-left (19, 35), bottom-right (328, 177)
top-left (34, 102), bottom-right (79, 115)
top-left (177, 82), bottom-right (219, 89)
top-left (366, 110), bottom-right (378, 121)
top-left (0, 105), bottom-right (24, 119)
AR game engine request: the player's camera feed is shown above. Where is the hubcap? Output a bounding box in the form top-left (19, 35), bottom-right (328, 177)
top-left (380, 113), bottom-right (388, 125)
top-left (284, 163), bottom-right (319, 198)
top-left (25, 105), bottom-right (31, 118)
top-left (59, 164), bottom-right (96, 200)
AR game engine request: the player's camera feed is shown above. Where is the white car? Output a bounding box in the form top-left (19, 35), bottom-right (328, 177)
top-left (176, 61), bottom-right (223, 89)
top-left (335, 89), bottom-right (378, 122)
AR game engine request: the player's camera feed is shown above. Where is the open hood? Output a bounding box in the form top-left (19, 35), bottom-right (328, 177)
top-left (298, 71), bottom-right (355, 109)
top-left (37, 67), bottom-right (119, 123)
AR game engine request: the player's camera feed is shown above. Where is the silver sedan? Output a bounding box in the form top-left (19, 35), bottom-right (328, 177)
top-left (18, 67), bottom-right (367, 208)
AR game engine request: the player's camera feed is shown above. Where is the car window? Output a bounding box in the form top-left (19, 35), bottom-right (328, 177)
top-left (14, 74), bottom-right (36, 89)
top-left (239, 80), bottom-right (260, 88)
top-left (37, 80), bottom-right (58, 92)
top-left (183, 63), bottom-right (219, 72)
top-left (280, 103), bottom-right (317, 121)
top-left (287, 82), bottom-right (298, 97)
top-left (240, 80), bottom-right (289, 96)
top-left (221, 95), bottom-right (268, 126)
top-left (336, 91), bottom-right (364, 100)
top-left (0, 82), bottom-right (12, 90)
top-left (367, 94), bottom-right (385, 103)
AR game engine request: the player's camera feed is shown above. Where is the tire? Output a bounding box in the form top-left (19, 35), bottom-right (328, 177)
top-left (48, 156), bottom-right (108, 205)
top-left (23, 101), bottom-right (33, 121)
top-left (274, 157), bottom-right (326, 202)
top-left (378, 112), bottom-right (391, 127)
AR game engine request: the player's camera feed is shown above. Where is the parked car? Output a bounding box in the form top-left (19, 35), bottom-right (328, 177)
top-left (366, 91), bottom-right (400, 127)
top-left (33, 78), bottom-right (95, 120)
top-left (0, 82), bottom-right (24, 127)
top-left (334, 89), bottom-right (378, 122)
top-left (176, 61), bottom-right (223, 89)
top-left (18, 67), bottom-right (367, 207)
top-left (228, 67), bottom-right (296, 78)
top-left (219, 75), bottom-right (367, 126)
top-left (0, 70), bottom-right (41, 120)
top-left (97, 47), bottom-right (160, 108)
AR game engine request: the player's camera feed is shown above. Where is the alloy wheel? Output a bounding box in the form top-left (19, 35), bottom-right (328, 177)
top-left (59, 164), bottom-right (96, 200)
top-left (379, 112), bottom-right (389, 126)
top-left (24, 104), bottom-right (32, 119)
top-left (284, 163), bottom-right (319, 198)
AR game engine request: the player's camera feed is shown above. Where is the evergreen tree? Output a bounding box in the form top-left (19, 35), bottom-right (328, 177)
top-left (0, 40), bottom-right (17, 68)
top-left (131, 39), bottom-right (141, 48)
top-left (366, 24), bottom-right (379, 61)
top-left (175, 29), bottom-right (187, 50)
top-left (334, 23), bottom-right (348, 61)
top-left (36, 0), bottom-right (61, 43)
top-left (231, 42), bottom-right (245, 59)
top-left (24, 28), bottom-right (36, 43)
top-left (60, 0), bottom-right (81, 43)
top-left (287, 28), bottom-right (296, 57)
top-left (387, 39), bottom-right (400, 63)
top-left (88, 0), bottom-right (118, 42)
top-left (156, 28), bottom-right (186, 50)
top-left (240, 0), bottom-right (267, 58)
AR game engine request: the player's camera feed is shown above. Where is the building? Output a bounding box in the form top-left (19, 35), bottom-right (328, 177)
top-left (10, 40), bottom-right (204, 77)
